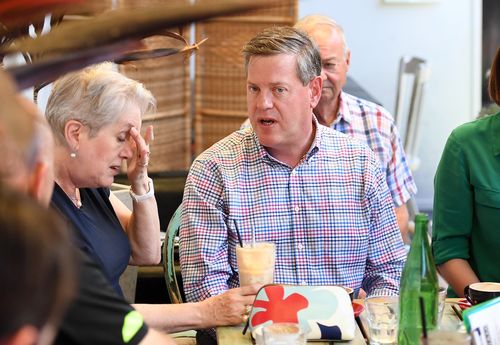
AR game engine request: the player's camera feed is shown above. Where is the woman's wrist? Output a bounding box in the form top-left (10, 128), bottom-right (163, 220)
top-left (197, 298), bottom-right (216, 329)
top-left (129, 177), bottom-right (154, 202)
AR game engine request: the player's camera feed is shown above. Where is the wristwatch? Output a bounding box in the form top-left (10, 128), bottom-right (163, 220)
top-left (129, 177), bottom-right (154, 202)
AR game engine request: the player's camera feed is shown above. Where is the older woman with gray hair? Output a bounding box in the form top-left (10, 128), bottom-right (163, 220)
top-left (45, 64), bottom-right (259, 338)
top-left (46, 63), bottom-right (160, 295)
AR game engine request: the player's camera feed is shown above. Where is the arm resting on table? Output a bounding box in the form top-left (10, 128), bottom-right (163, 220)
top-left (437, 258), bottom-right (479, 297)
top-left (134, 285), bottom-right (259, 333)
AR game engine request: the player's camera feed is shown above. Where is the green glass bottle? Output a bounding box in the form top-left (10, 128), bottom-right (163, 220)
top-left (398, 213), bottom-right (439, 345)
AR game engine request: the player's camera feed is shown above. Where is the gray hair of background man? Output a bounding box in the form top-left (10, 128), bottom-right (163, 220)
top-left (45, 62), bottom-right (156, 144)
top-left (294, 14), bottom-right (350, 57)
top-left (241, 26), bottom-right (322, 86)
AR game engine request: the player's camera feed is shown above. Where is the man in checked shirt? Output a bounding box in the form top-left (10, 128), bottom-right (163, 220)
top-left (295, 15), bottom-right (417, 243)
top-left (180, 26), bottom-right (406, 344)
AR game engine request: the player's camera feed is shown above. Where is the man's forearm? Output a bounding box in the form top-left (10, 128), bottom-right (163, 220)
top-left (395, 203), bottom-right (410, 244)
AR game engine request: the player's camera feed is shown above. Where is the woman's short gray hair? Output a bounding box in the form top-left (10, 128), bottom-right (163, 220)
top-left (242, 26), bottom-right (322, 86)
top-left (45, 63), bottom-right (156, 143)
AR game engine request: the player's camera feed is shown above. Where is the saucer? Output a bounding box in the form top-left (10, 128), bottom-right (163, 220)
top-left (457, 299), bottom-right (471, 310)
top-left (352, 302), bottom-right (364, 317)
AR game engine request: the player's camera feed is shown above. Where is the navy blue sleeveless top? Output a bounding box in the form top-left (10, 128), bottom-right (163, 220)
top-left (51, 183), bottom-right (131, 296)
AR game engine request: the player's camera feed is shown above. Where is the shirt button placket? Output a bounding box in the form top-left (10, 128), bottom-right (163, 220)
top-left (296, 242), bottom-right (307, 284)
top-left (290, 167), bottom-right (306, 285)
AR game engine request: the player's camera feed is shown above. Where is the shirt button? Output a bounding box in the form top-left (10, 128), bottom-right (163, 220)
top-left (300, 280), bottom-right (307, 285)
top-left (294, 205), bottom-right (300, 213)
top-left (291, 170), bottom-right (297, 176)
top-left (297, 243), bottom-right (304, 250)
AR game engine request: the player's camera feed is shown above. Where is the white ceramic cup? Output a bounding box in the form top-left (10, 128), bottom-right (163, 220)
top-left (262, 323), bottom-right (305, 345)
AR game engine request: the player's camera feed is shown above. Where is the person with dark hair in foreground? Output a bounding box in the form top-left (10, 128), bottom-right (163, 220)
top-left (0, 187), bottom-right (76, 345)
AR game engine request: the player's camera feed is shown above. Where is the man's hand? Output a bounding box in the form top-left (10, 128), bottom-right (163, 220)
top-left (199, 284), bottom-right (261, 327)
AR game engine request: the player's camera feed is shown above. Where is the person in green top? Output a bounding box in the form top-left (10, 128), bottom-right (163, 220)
top-left (432, 46), bottom-right (500, 297)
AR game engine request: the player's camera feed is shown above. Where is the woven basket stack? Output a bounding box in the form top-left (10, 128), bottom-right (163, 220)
top-left (194, 0), bottom-right (297, 155)
top-left (118, 0), bottom-right (192, 173)
top-left (114, 0), bottom-right (297, 172)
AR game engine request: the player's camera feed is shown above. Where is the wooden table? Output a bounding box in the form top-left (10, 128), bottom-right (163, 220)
top-left (216, 298), bottom-right (464, 345)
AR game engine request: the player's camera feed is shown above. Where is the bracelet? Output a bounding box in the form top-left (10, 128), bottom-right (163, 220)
top-left (129, 178), bottom-right (154, 202)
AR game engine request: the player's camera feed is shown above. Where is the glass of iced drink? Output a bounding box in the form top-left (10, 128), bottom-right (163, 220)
top-left (236, 242), bottom-right (275, 286)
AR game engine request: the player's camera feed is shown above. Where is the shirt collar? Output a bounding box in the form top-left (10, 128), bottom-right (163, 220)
top-left (308, 115), bottom-right (322, 159)
top-left (251, 115), bottom-right (322, 166)
top-left (251, 130), bottom-right (271, 163)
top-left (336, 91), bottom-right (353, 125)
top-left (490, 112), bottom-right (500, 156)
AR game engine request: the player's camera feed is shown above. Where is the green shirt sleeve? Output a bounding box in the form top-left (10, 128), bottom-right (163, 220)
top-left (432, 132), bottom-right (473, 265)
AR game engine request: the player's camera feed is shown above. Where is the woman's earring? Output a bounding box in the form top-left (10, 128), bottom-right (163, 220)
top-left (70, 151), bottom-right (77, 158)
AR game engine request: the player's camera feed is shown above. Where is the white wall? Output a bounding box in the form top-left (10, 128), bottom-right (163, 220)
top-left (299, 0), bottom-right (482, 210)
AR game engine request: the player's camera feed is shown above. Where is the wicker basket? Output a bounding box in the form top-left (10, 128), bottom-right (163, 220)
top-left (116, 0), bottom-right (298, 163)
top-left (195, 109), bottom-right (248, 153)
top-left (120, 34), bottom-right (189, 112)
top-left (117, 0), bottom-right (188, 9)
top-left (196, 20), bottom-right (275, 112)
top-left (141, 110), bottom-right (191, 172)
top-left (195, 0), bottom-right (296, 21)
top-left (119, 30), bottom-right (191, 172)
top-left (194, 8), bottom-right (296, 154)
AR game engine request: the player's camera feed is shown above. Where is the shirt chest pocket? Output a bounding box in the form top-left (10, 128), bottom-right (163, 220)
top-left (475, 188), bottom-right (500, 209)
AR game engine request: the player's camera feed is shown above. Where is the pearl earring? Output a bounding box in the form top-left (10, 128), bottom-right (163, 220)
top-left (70, 152), bottom-right (77, 158)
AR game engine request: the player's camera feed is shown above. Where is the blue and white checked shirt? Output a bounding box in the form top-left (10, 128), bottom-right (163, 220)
top-left (332, 92), bottom-right (417, 207)
top-left (179, 118), bottom-right (406, 305)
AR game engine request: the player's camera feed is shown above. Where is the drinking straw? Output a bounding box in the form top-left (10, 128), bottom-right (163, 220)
top-left (242, 318), bottom-right (250, 335)
top-left (451, 304), bottom-right (463, 321)
top-left (419, 296), bottom-right (428, 345)
top-left (233, 219), bottom-right (243, 247)
top-left (355, 316), bottom-right (368, 342)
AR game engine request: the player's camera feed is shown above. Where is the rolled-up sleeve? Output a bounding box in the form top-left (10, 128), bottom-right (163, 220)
top-left (432, 133), bottom-right (472, 265)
